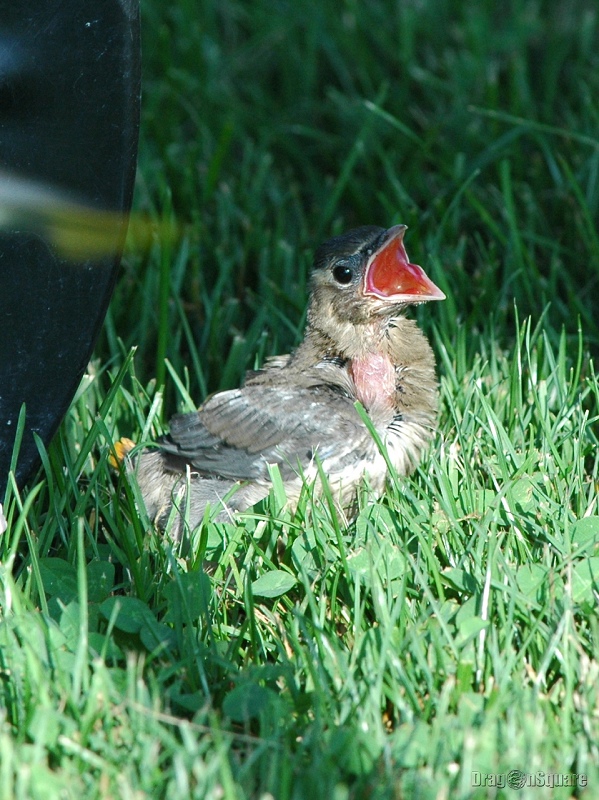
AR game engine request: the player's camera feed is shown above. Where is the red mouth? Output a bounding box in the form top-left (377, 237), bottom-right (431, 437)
top-left (364, 225), bottom-right (445, 302)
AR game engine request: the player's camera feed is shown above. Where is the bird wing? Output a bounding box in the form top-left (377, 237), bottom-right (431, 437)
top-left (159, 383), bottom-right (368, 482)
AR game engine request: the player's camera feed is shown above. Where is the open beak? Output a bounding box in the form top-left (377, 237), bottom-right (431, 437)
top-left (364, 225), bottom-right (445, 303)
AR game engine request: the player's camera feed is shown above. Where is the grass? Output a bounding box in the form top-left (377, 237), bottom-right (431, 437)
top-left (2, 0), bottom-right (599, 797)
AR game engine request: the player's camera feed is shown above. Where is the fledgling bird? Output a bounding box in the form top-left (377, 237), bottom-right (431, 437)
top-left (128, 224), bottom-right (445, 535)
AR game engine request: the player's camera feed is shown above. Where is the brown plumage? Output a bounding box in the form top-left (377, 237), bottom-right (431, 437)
top-left (130, 224), bottom-right (445, 535)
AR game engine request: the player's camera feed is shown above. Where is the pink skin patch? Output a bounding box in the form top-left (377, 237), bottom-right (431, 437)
top-left (349, 353), bottom-right (396, 411)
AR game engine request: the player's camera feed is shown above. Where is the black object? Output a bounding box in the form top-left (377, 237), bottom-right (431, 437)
top-left (0, 1), bottom-right (141, 495)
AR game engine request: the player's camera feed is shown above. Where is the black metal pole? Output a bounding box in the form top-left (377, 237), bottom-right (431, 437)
top-left (0, 1), bottom-right (141, 494)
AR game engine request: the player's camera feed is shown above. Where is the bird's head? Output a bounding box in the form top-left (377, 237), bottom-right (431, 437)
top-left (307, 225), bottom-right (445, 334)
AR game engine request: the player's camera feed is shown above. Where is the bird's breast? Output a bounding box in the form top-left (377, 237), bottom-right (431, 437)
top-left (349, 352), bottom-right (396, 412)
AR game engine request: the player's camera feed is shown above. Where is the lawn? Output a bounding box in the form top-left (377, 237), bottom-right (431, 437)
top-left (2, 1), bottom-right (599, 797)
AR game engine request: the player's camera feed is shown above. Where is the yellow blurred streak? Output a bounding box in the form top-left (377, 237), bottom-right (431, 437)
top-left (0, 168), bottom-right (173, 260)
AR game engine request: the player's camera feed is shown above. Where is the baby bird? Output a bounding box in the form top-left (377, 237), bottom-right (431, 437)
top-left (129, 225), bottom-right (445, 534)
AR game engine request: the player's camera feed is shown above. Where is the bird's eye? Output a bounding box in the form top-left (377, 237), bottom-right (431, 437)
top-left (332, 264), bottom-right (354, 284)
